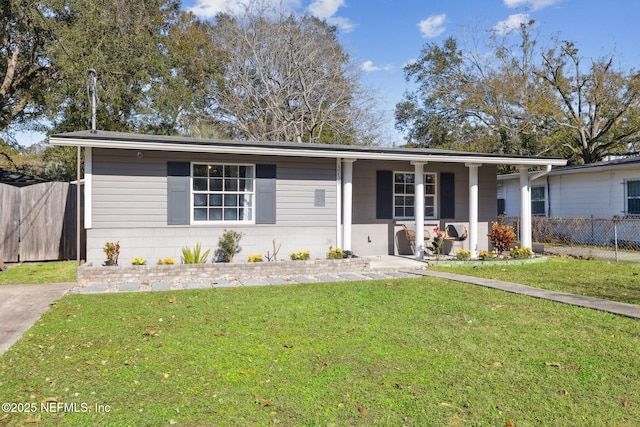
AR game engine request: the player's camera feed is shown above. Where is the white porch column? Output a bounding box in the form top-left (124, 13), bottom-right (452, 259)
top-left (342, 159), bottom-right (356, 252)
top-left (336, 159), bottom-right (343, 249)
top-left (412, 162), bottom-right (426, 259)
top-left (519, 166), bottom-right (532, 249)
top-left (466, 163), bottom-right (481, 259)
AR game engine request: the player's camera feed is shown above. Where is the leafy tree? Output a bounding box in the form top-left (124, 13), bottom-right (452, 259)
top-left (396, 21), bottom-right (640, 164)
top-left (47, 0), bottom-right (224, 135)
top-left (208, 3), bottom-right (380, 145)
top-left (0, 0), bottom-right (58, 133)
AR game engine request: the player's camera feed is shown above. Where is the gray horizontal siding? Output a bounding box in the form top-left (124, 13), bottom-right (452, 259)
top-left (90, 148), bottom-right (337, 229)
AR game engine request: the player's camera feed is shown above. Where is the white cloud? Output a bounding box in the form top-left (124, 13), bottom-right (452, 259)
top-left (307, 0), bottom-right (344, 18)
top-left (187, 0), bottom-right (301, 19)
top-left (503, 0), bottom-right (563, 11)
top-left (493, 13), bottom-right (529, 35)
top-left (360, 60), bottom-right (393, 73)
top-left (307, 0), bottom-right (355, 32)
top-left (418, 14), bottom-right (446, 38)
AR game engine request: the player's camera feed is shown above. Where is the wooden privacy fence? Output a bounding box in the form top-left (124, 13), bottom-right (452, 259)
top-left (0, 182), bottom-right (85, 262)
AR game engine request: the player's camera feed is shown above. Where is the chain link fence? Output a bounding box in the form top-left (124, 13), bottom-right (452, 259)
top-left (497, 215), bottom-right (640, 263)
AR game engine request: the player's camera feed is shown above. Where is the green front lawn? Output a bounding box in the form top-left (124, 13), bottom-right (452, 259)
top-left (1, 278), bottom-right (638, 426)
top-left (0, 261), bottom-right (76, 285)
top-left (430, 257), bottom-right (640, 306)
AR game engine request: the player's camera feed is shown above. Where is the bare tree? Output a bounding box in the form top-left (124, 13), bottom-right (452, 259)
top-left (208, 3), bottom-right (379, 144)
top-left (539, 41), bottom-right (640, 163)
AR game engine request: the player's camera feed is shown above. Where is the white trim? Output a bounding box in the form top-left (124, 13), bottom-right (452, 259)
top-left (466, 163), bottom-right (480, 259)
top-left (342, 160), bottom-right (356, 252)
top-left (336, 159), bottom-right (342, 249)
top-left (190, 162), bottom-right (256, 224)
top-left (50, 136), bottom-right (567, 167)
top-left (392, 170), bottom-right (437, 220)
top-left (413, 162), bottom-right (426, 260)
top-left (84, 147), bottom-right (92, 229)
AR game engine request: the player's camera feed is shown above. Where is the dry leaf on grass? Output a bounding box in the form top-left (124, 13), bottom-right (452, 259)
top-left (544, 361), bottom-right (563, 368)
top-left (358, 406), bottom-right (367, 416)
top-left (482, 362), bottom-right (503, 368)
top-left (623, 398), bottom-right (631, 407)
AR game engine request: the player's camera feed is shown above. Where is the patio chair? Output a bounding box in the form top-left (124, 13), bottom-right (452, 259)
top-left (444, 225), bottom-right (468, 241)
top-left (402, 224), bottom-right (432, 254)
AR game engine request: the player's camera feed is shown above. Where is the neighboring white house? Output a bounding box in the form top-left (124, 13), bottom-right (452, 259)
top-left (498, 157), bottom-right (640, 219)
top-left (50, 130), bottom-right (566, 263)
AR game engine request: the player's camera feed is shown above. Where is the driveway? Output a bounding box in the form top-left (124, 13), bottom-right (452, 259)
top-left (0, 282), bottom-right (75, 356)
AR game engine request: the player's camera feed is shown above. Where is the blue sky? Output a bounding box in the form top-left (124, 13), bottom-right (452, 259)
top-left (183, 0), bottom-right (640, 145)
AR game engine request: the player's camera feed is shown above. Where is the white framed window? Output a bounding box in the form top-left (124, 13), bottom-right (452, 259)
top-left (531, 186), bottom-right (546, 216)
top-left (393, 172), bottom-right (437, 219)
top-left (192, 163), bottom-right (255, 222)
top-left (627, 180), bottom-right (640, 215)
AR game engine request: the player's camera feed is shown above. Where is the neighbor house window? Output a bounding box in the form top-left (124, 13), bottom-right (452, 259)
top-left (627, 180), bottom-right (640, 215)
top-left (192, 163), bottom-right (254, 222)
top-left (393, 172), bottom-right (437, 218)
top-left (531, 186), bottom-right (546, 216)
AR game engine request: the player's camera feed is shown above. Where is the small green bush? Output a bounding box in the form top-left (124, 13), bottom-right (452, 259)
top-left (181, 242), bottom-right (211, 264)
top-left (289, 250), bottom-right (310, 261)
top-left (217, 230), bottom-right (244, 262)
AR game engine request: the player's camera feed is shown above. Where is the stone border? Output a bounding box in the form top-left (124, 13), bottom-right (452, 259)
top-left (77, 258), bottom-right (370, 286)
top-left (426, 256), bottom-right (548, 267)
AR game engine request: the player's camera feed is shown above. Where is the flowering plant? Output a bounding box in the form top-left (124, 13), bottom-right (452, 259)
top-left (455, 249), bottom-right (471, 261)
top-left (510, 246), bottom-right (534, 259)
top-left (131, 257), bottom-right (146, 265)
top-left (430, 226), bottom-right (445, 258)
top-left (488, 222), bottom-right (517, 253)
top-left (327, 247), bottom-right (344, 260)
top-left (479, 250), bottom-right (496, 260)
top-left (248, 254), bottom-right (264, 262)
top-left (157, 257), bottom-right (176, 265)
top-left (289, 250), bottom-right (311, 261)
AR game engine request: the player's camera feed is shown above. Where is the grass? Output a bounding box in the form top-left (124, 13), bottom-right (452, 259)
top-left (1, 278), bottom-right (639, 426)
top-left (430, 256), bottom-right (640, 306)
top-left (0, 261), bottom-right (76, 285)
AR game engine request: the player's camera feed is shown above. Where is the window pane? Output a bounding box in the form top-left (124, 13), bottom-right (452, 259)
top-left (194, 194), bottom-right (207, 207)
top-left (209, 208), bottom-right (223, 221)
top-left (238, 166), bottom-right (248, 178)
top-left (394, 184), bottom-right (404, 193)
top-left (628, 181), bottom-right (640, 197)
top-left (405, 196), bottom-right (414, 206)
top-left (239, 179), bottom-right (253, 191)
top-left (405, 207), bottom-right (414, 217)
top-left (395, 207), bottom-right (404, 217)
top-left (225, 179), bottom-right (238, 191)
top-left (224, 194), bottom-right (238, 207)
top-left (224, 208), bottom-right (237, 220)
top-left (209, 194), bottom-right (222, 207)
top-left (210, 179), bottom-right (223, 191)
top-left (394, 196), bottom-right (405, 205)
top-left (193, 178), bottom-right (207, 191)
top-left (210, 165), bottom-right (223, 177)
top-left (532, 187), bottom-right (545, 200)
top-left (405, 174), bottom-right (415, 184)
top-left (406, 184), bottom-right (415, 194)
top-left (394, 174), bottom-right (405, 183)
top-left (425, 174), bottom-right (434, 184)
top-left (425, 207), bottom-right (434, 217)
top-left (532, 201), bottom-right (545, 215)
top-left (629, 199), bottom-right (640, 214)
top-left (193, 164), bottom-right (208, 177)
top-left (225, 165), bottom-right (238, 177)
top-left (194, 208), bottom-right (207, 221)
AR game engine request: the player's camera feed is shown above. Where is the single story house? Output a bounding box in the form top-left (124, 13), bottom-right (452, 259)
top-left (498, 156), bottom-right (640, 218)
top-left (50, 131), bottom-right (566, 264)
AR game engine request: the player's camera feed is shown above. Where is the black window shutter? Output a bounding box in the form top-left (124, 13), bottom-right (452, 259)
top-left (255, 164), bottom-right (277, 224)
top-left (440, 172), bottom-right (455, 219)
top-left (376, 170), bottom-right (393, 219)
top-left (167, 162), bottom-right (190, 225)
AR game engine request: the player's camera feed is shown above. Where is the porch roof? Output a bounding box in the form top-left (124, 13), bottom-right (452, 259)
top-left (50, 130), bottom-right (567, 167)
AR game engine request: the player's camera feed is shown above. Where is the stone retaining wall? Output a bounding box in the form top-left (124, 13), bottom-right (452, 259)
top-left (78, 258), bottom-right (370, 286)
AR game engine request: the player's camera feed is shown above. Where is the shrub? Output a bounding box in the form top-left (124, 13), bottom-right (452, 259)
top-left (248, 254), bottom-right (264, 262)
top-left (157, 257), bottom-right (176, 265)
top-left (479, 250), bottom-right (496, 260)
top-left (488, 222), bottom-right (517, 253)
top-left (456, 249), bottom-right (471, 261)
top-left (103, 241), bottom-right (120, 266)
top-left (510, 246), bottom-right (534, 259)
top-left (327, 247), bottom-right (343, 260)
top-left (217, 229), bottom-right (244, 262)
top-left (289, 250), bottom-right (310, 261)
top-left (181, 242), bottom-right (211, 264)
top-left (131, 257), bottom-right (146, 265)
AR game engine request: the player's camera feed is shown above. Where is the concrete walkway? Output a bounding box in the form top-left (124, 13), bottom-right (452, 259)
top-left (415, 269), bottom-right (640, 320)
top-left (0, 282), bottom-right (76, 355)
top-left (2, 256), bottom-right (639, 356)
